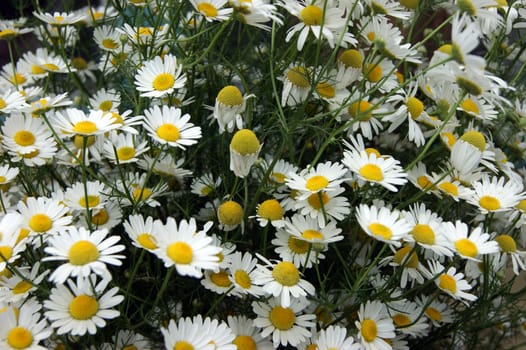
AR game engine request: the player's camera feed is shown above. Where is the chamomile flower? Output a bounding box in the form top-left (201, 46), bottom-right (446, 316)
top-left (161, 316), bottom-right (214, 350)
top-left (342, 96), bottom-right (385, 140)
top-left (82, 202), bottom-right (123, 231)
top-left (0, 300), bottom-right (52, 350)
top-left (191, 173), bottom-right (222, 197)
top-left (226, 251), bottom-right (264, 297)
top-left (443, 220), bottom-right (499, 261)
top-left (53, 108), bottom-right (119, 136)
top-left (428, 260), bottom-right (477, 302)
top-left (212, 85), bottom-right (251, 133)
top-left (231, 0), bottom-right (283, 30)
top-left (190, 0), bottom-right (233, 22)
top-left (0, 19), bottom-right (33, 40)
top-left (388, 300), bottom-right (429, 338)
top-left (26, 93), bottom-right (72, 116)
top-left (33, 11), bottom-right (85, 25)
top-left (385, 245), bottom-right (430, 288)
top-left (44, 275), bottom-right (123, 336)
top-left (230, 129), bottom-right (262, 178)
top-left (286, 161), bottom-right (347, 200)
top-left (253, 254), bottom-right (315, 307)
top-left (356, 204), bottom-right (412, 247)
top-left (315, 325), bottom-right (360, 350)
top-left (153, 217), bottom-right (221, 278)
top-left (217, 200), bottom-right (244, 231)
top-left (227, 315), bottom-right (274, 350)
top-left (280, 64), bottom-right (311, 107)
top-left (254, 199), bottom-right (285, 227)
top-left (201, 269), bottom-right (235, 295)
top-left (2, 113), bottom-right (55, 157)
top-left (272, 228), bottom-right (325, 268)
top-left (355, 300), bottom-right (396, 350)
top-left (495, 234), bottom-right (526, 275)
top-left (123, 214), bottom-right (160, 251)
top-left (0, 212), bottom-right (25, 271)
top-left (415, 296), bottom-right (454, 327)
top-left (252, 296), bottom-right (315, 347)
top-left (199, 316), bottom-right (236, 350)
top-left (17, 196), bottom-right (72, 237)
top-left (0, 164), bottom-right (19, 185)
top-left (0, 89), bottom-right (27, 113)
top-left (0, 262), bottom-right (48, 304)
top-left (116, 171), bottom-right (167, 208)
top-left (103, 132), bottom-right (149, 164)
top-left (118, 23), bottom-right (169, 47)
top-left (464, 175), bottom-right (525, 214)
top-left (142, 104), bottom-right (201, 149)
top-left (64, 180), bottom-right (108, 211)
top-left (93, 25), bottom-right (127, 53)
top-left (89, 88), bottom-right (121, 112)
top-left (284, 213), bottom-right (344, 244)
top-left (43, 226), bottom-right (125, 283)
top-left (294, 187), bottom-right (351, 226)
top-left (110, 330), bottom-right (151, 350)
top-left (135, 54), bottom-right (186, 98)
top-left (435, 174), bottom-right (471, 202)
top-left (407, 162), bottom-right (439, 194)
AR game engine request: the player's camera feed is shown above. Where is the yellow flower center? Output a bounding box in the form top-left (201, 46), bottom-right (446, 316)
top-left (218, 201), bottom-right (244, 226)
top-left (439, 182), bottom-right (458, 196)
top-left (0, 29), bottom-right (16, 39)
top-left (365, 148), bottom-right (381, 158)
top-left (458, 0), bottom-right (477, 15)
top-left (426, 307), bottom-right (442, 321)
top-left (233, 335), bottom-right (256, 350)
top-left (29, 213), bottom-right (52, 232)
top-left (0, 246), bottom-right (12, 261)
top-left (456, 76), bottom-right (482, 96)
top-left (91, 209), bottom-right (109, 226)
top-left (167, 242), bottom-right (193, 264)
top-left (441, 132), bottom-right (456, 147)
top-left (371, 1), bottom-right (388, 14)
top-left (42, 63), bottom-right (59, 71)
top-left (157, 124), bottom-right (180, 142)
top-left (302, 229), bottom-right (323, 240)
top-left (348, 100), bottom-right (373, 121)
top-left (439, 274), bottom-right (457, 294)
top-left (305, 175), bottom-right (329, 191)
top-left (316, 82), bottom-right (335, 99)
top-left (460, 130), bottom-right (485, 152)
top-left (460, 98), bottom-right (479, 115)
top-left (516, 200), bottom-right (526, 213)
top-left (368, 223), bottom-right (392, 240)
top-left (210, 270), bottom-right (232, 287)
top-left (68, 240), bottom-right (100, 265)
top-left (230, 129), bottom-right (260, 155)
top-left (399, 0), bottom-right (419, 9)
top-left (300, 5), bottom-right (323, 25)
top-left (272, 261), bottom-right (300, 286)
top-left (11, 73), bottom-right (26, 85)
top-left (495, 235), bottom-right (517, 253)
top-left (359, 164), bottom-right (384, 181)
top-left (7, 326), bottom-right (33, 349)
top-left (455, 238), bottom-right (478, 258)
top-left (307, 192), bottom-right (329, 210)
top-left (13, 280), bottom-right (33, 294)
top-left (73, 135), bottom-right (96, 149)
top-left (417, 176), bottom-right (434, 191)
top-left (257, 199), bottom-right (284, 221)
top-left (412, 224), bottom-right (435, 245)
top-left (73, 120), bottom-right (98, 134)
top-left (117, 147), bottom-right (136, 161)
top-left (288, 237), bottom-right (310, 254)
top-left (102, 38), bottom-right (119, 50)
top-left (78, 195), bottom-right (100, 208)
top-left (479, 195), bottom-right (500, 211)
top-left (269, 306), bottom-right (296, 330)
top-left (69, 294), bottom-right (99, 320)
top-left (338, 49), bottom-right (362, 68)
top-left (234, 270), bottom-right (252, 289)
top-left (392, 313), bottom-right (412, 327)
top-left (393, 245), bottom-right (419, 268)
top-left (407, 96), bottom-right (424, 119)
top-left (71, 57), bottom-right (88, 70)
top-left (152, 73), bottom-right (175, 91)
top-left (286, 66), bottom-right (310, 88)
top-left (14, 131), bottom-right (35, 146)
top-left (271, 172), bottom-right (286, 184)
top-left (31, 65), bottom-right (46, 75)
top-left (174, 341), bottom-right (195, 350)
top-left (132, 187), bottom-right (152, 202)
top-left (217, 86), bottom-right (243, 106)
top-left (22, 150), bottom-right (39, 159)
top-left (361, 319), bottom-right (378, 342)
top-left (198, 2), bottom-right (219, 17)
top-left (137, 233), bottom-right (157, 250)
top-left (98, 100), bottom-right (113, 112)
top-left (364, 64), bottom-right (382, 82)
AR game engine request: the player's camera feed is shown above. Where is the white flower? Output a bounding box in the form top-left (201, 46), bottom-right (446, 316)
top-left (356, 204), bottom-right (412, 247)
top-left (134, 54), bottom-right (186, 98)
top-left (428, 260), bottom-right (477, 302)
top-left (443, 220), bottom-right (499, 261)
top-left (355, 300), bottom-right (395, 350)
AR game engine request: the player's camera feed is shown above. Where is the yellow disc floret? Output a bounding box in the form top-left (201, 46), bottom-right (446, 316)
top-left (230, 129), bottom-right (260, 155)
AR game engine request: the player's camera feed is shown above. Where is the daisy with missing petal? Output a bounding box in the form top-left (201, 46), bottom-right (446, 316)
top-left (44, 227), bottom-right (125, 283)
top-left (135, 54), bottom-right (186, 98)
top-left (0, 262), bottom-right (48, 304)
top-left (190, 0), bottom-right (233, 22)
top-left (286, 161), bottom-right (347, 201)
top-left (161, 316), bottom-right (213, 350)
top-left (428, 260), bottom-right (477, 302)
top-left (44, 275), bottom-right (123, 336)
top-left (227, 251), bottom-right (265, 297)
top-left (123, 214), bottom-right (160, 251)
top-left (52, 108), bottom-right (119, 137)
top-left (227, 315), bottom-right (274, 350)
top-left (355, 300), bottom-right (395, 350)
top-left (17, 197), bottom-right (72, 238)
top-left (252, 296), bottom-right (315, 347)
top-left (253, 254), bottom-right (315, 307)
top-left (153, 218), bottom-right (221, 278)
top-left (356, 204), bottom-right (412, 247)
top-left (464, 175), bottom-right (525, 214)
top-left (443, 220), bottom-right (499, 261)
top-left (495, 234), bottom-right (526, 276)
top-left (0, 300), bottom-right (52, 350)
top-left (64, 180), bottom-right (107, 211)
top-left (212, 85), bottom-right (252, 133)
top-left (142, 104), bottom-right (201, 149)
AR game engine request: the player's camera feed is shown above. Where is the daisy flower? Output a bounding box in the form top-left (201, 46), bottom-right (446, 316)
top-left (415, 296), bottom-right (454, 327)
top-left (272, 228), bottom-right (325, 268)
top-left (52, 108), bottom-right (119, 136)
top-left (123, 214), bottom-right (160, 251)
top-left (93, 25), bottom-right (128, 53)
top-left (161, 316), bottom-right (214, 350)
top-left (284, 213), bottom-right (344, 244)
top-left (495, 234), bottom-right (526, 275)
top-left (0, 300), bottom-right (52, 350)
top-left (201, 269), bottom-right (235, 295)
top-left (110, 330), bottom-right (152, 350)
top-left (435, 174), bottom-right (471, 202)
top-left (315, 325), bottom-right (360, 350)
top-left (103, 132), bottom-right (149, 164)
top-left (227, 315), bottom-right (274, 350)
top-left (286, 161), bottom-right (347, 200)
top-left (33, 11), bottom-right (85, 25)
top-left (118, 23), bottom-right (169, 47)
top-left (26, 93), bottom-right (72, 116)
top-left (0, 18), bottom-right (33, 40)
top-left (191, 172), bottom-right (222, 197)
top-left (43, 226), bottom-right (125, 283)
top-left (226, 251), bottom-right (264, 297)
top-left (44, 275), bottom-right (123, 336)
top-left (342, 96), bottom-right (385, 140)
top-left (355, 300), bottom-right (396, 350)
top-left (142, 104), bottom-right (201, 149)
top-left (252, 296), bottom-right (315, 347)
top-left (153, 217), bottom-right (221, 278)
top-left (443, 220), bottom-right (499, 261)
top-left (343, 147), bottom-right (407, 192)
top-left (135, 54), bottom-right (186, 98)
top-left (355, 204), bottom-right (412, 247)
top-left (17, 196), bottom-right (72, 237)
top-left (0, 89), bottom-right (28, 113)
top-left (63, 180), bottom-right (108, 211)
top-left (0, 212), bottom-right (25, 271)
top-left (115, 171), bottom-right (167, 208)
top-left (217, 200), bottom-right (244, 231)
top-left (407, 162), bottom-right (439, 194)
top-left (0, 164), bottom-right (18, 186)
top-left (229, 128), bottom-right (262, 178)
top-left (18, 47), bottom-right (70, 76)
top-left (1, 113), bottom-right (56, 158)
top-left (212, 85), bottom-right (252, 133)
top-left (190, 0), bottom-right (233, 22)
top-left (254, 198), bottom-right (285, 228)
top-left (294, 187), bottom-right (351, 226)
top-left (253, 254), bottom-right (315, 307)
top-left (231, 0), bottom-right (283, 30)
top-left (388, 300), bottom-right (429, 338)
top-left (280, 64), bottom-right (311, 107)
top-left (464, 175), bottom-right (525, 214)
top-left (89, 88), bottom-right (121, 112)
top-left (0, 262), bottom-right (48, 304)
top-left (385, 245), bottom-right (430, 288)
top-left (199, 316), bottom-right (236, 350)
top-left (428, 260), bottom-right (477, 302)
top-left (82, 201), bottom-right (123, 231)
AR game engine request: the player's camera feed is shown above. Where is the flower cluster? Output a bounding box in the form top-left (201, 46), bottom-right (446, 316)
top-left (1, 0), bottom-right (526, 349)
